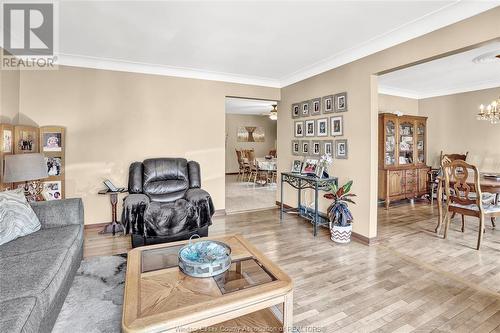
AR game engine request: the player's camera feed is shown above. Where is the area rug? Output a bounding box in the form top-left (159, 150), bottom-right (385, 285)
top-left (52, 254), bottom-right (126, 333)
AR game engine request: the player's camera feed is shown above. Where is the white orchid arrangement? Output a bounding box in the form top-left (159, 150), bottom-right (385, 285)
top-left (319, 153), bottom-right (333, 169)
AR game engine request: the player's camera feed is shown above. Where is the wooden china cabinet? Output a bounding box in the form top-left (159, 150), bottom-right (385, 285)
top-left (378, 113), bottom-right (430, 209)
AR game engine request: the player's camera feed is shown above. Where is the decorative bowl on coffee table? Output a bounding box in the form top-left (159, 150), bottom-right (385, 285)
top-left (178, 240), bottom-right (231, 278)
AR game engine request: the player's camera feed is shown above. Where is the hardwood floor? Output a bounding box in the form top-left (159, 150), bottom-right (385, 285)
top-left (84, 202), bottom-right (500, 332)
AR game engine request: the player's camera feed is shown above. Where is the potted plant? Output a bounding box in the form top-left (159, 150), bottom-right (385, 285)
top-left (324, 180), bottom-right (356, 243)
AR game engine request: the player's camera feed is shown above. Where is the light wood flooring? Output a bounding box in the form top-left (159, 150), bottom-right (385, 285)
top-left (84, 202), bottom-right (500, 332)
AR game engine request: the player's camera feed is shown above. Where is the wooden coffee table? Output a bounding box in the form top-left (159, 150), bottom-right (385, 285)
top-left (122, 234), bottom-right (293, 333)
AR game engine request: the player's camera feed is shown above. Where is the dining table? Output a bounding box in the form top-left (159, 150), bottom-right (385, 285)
top-left (255, 157), bottom-right (277, 185)
top-left (435, 173), bottom-right (500, 233)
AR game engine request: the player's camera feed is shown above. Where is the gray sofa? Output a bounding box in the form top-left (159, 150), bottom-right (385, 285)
top-left (0, 199), bottom-right (84, 333)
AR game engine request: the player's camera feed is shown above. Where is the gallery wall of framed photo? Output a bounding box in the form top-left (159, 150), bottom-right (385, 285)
top-left (291, 91), bottom-right (349, 162)
top-left (0, 124), bottom-right (66, 201)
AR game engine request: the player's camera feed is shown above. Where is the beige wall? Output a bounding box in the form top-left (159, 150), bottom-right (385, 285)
top-left (419, 87), bottom-right (500, 170)
top-left (278, 7), bottom-right (500, 239)
top-left (18, 66), bottom-right (279, 225)
top-left (378, 93), bottom-right (419, 116)
top-left (0, 68), bottom-right (20, 124)
top-left (225, 114), bottom-right (276, 173)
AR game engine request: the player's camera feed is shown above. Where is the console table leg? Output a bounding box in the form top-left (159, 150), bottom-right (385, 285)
top-left (280, 174), bottom-right (284, 222)
top-left (314, 184), bottom-right (319, 237)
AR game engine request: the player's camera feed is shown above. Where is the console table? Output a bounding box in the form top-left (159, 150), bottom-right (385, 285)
top-left (280, 172), bottom-right (338, 236)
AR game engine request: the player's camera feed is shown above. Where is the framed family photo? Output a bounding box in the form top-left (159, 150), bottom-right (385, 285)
top-left (291, 140), bottom-right (300, 155)
top-left (335, 139), bottom-right (348, 159)
top-left (301, 158), bottom-right (319, 175)
top-left (1, 124), bottom-right (13, 153)
top-left (334, 92), bottom-right (348, 112)
top-left (301, 140), bottom-right (310, 155)
top-left (322, 95), bottom-right (334, 113)
top-left (294, 121), bottom-right (304, 137)
top-left (330, 115), bottom-right (343, 136)
top-left (291, 160), bottom-right (302, 173)
top-left (42, 181), bottom-right (62, 201)
top-left (317, 118), bottom-right (328, 137)
top-left (291, 103), bottom-right (300, 118)
top-left (14, 125), bottom-right (39, 154)
top-left (305, 120), bottom-right (315, 137)
top-left (311, 98), bottom-right (321, 115)
top-left (322, 140), bottom-right (334, 156)
top-left (301, 101), bottom-right (310, 117)
top-left (312, 140), bottom-right (321, 156)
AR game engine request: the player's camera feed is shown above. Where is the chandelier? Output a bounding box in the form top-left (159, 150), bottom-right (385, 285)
top-left (477, 96), bottom-right (500, 124)
top-left (269, 104), bottom-right (278, 120)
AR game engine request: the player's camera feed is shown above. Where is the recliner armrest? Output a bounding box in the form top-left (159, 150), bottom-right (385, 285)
top-left (184, 188), bottom-right (215, 216)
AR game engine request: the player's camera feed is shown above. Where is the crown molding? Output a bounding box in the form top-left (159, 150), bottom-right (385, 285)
top-left (379, 79), bottom-right (500, 100)
top-left (55, 54), bottom-right (282, 88)
top-left (378, 86), bottom-right (421, 99)
top-left (279, 1), bottom-right (500, 87)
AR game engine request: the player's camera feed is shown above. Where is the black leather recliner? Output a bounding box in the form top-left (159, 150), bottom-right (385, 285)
top-left (121, 158), bottom-right (214, 248)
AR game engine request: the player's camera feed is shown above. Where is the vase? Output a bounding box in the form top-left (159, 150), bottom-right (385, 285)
top-left (330, 224), bottom-right (352, 243)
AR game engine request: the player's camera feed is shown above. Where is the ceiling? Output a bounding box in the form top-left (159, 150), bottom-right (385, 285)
top-left (50, 1), bottom-right (499, 87)
top-left (378, 41), bottom-right (500, 99)
top-left (225, 98), bottom-right (277, 116)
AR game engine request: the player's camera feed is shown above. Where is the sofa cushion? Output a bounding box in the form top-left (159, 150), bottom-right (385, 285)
top-left (0, 189), bottom-right (41, 246)
top-left (0, 225), bottom-right (82, 259)
top-left (0, 297), bottom-right (42, 333)
top-left (0, 239), bottom-right (82, 317)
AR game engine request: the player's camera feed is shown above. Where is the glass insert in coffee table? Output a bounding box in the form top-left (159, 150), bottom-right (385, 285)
top-left (141, 245), bottom-right (276, 294)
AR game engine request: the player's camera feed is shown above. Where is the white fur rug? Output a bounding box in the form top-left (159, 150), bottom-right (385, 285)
top-left (52, 254), bottom-right (126, 333)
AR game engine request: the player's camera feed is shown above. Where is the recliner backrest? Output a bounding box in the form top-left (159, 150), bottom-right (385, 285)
top-left (128, 158), bottom-right (201, 203)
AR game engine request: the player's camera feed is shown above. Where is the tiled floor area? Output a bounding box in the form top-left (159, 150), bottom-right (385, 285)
top-left (225, 174), bottom-right (277, 213)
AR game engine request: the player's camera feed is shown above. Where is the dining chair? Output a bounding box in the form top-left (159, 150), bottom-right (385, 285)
top-left (246, 150), bottom-right (259, 183)
top-left (442, 160), bottom-right (500, 250)
top-left (269, 149), bottom-right (277, 158)
top-left (235, 149), bottom-right (250, 181)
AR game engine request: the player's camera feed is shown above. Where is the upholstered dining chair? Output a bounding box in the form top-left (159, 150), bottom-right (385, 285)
top-left (235, 149), bottom-right (249, 181)
top-left (442, 160), bottom-right (500, 250)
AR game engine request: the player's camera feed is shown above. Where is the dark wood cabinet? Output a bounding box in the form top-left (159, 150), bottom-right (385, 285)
top-left (378, 113), bottom-right (430, 209)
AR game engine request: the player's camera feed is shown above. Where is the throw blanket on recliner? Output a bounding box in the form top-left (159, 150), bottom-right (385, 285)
top-left (121, 158), bottom-right (214, 239)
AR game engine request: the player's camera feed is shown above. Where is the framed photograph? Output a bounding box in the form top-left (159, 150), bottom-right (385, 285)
top-left (301, 158), bottom-right (319, 175)
top-left (305, 120), bottom-right (315, 137)
top-left (322, 140), bottom-right (334, 156)
top-left (301, 140), bottom-right (310, 156)
top-left (1, 125), bottom-right (13, 153)
top-left (312, 140), bottom-right (321, 156)
top-left (330, 115), bottom-right (343, 136)
top-left (41, 132), bottom-right (62, 152)
top-left (335, 139), bottom-right (348, 159)
top-left (294, 121), bottom-right (304, 137)
top-left (322, 95), bottom-right (334, 113)
top-left (317, 118), bottom-right (328, 137)
top-left (301, 101), bottom-right (310, 117)
top-left (291, 103), bottom-right (301, 118)
top-left (42, 181), bottom-right (62, 201)
top-left (291, 160), bottom-right (302, 173)
top-left (311, 98), bottom-right (321, 115)
top-left (45, 157), bottom-right (62, 176)
top-left (334, 92), bottom-right (348, 112)
top-left (14, 125), bottom-right (39, 154)
top-left (292, 140), bottom-right (300, 155)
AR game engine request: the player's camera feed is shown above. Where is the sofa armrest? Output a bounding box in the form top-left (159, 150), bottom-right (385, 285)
top-left (30, 198), bottom-right (84, 229)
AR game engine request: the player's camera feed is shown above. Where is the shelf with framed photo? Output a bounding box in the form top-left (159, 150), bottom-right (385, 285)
top-left (0, 123), bottom-right (15, 191)
top-left (14, 125), bottom-right (39, 154)
top-left (39, 126), bottom-right (66, 200)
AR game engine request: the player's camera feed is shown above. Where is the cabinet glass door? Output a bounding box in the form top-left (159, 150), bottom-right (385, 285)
top-left (416, 122), bottom-right (425, 164)
top-left (384, 120), bottom-right (396, 166)
top-left (398, 122), bottom-right (414, 165)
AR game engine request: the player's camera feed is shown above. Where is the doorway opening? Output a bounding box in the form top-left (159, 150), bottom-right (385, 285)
top-left (225, 97), bottom-right (278, 214)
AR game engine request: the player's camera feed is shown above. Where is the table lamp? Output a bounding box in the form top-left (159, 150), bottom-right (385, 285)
top-left (3, 153), bottom-right (48, 201)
